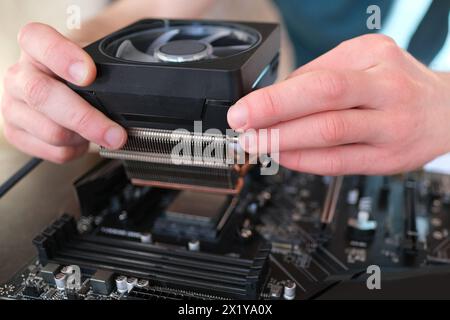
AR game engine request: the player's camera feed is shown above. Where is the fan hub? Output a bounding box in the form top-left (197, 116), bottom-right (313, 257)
top-left (154, 40), bottom-right (213, 62)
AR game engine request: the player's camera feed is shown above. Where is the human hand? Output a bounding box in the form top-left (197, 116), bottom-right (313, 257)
top-left (1, 23), bottom-right (127, 163)
top-left (228, 34), bottom-right (450, 175)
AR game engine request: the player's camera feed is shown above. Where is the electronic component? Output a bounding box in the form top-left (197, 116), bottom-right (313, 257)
top-left (22, 285), bottom-right (43, 298)
top-left (404, 178), bottom-right (419, 253)
top-left (136, 279), bottom-right (149, 288)
top-left (283, 280), bottom-right (296, 300)
top-left (347, 197), bottom-right (377, 242)
top-left (188, 240), bottom-right (200, 252)
top-left (166, 191), bottom-right (229, 225)
top-left (115, 276), bottom-right (128, 294)
top-left (90, 270), bottom-right (114, 295)
top-left (39, 263), bottom-right (60, 285)
top-left (126, 277), bottom-right (138, 292)
top-left (153, 190), bottom-right (238, 241)
top-left (54, 273), bottom-right (66, 291)
top-left (139, 233), bottom-right (152, 244)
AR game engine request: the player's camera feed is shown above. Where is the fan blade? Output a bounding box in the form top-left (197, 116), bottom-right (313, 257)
top-left (213, 44), bottom-right (252, 56)
top-left (116, 40), bottom-right (158, 62)
top-left (201, 29), bottom-right (232, 43)
top-left (147, 29), bottom-right (180, 53)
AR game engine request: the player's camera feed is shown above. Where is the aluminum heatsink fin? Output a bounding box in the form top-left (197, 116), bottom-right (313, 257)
top-left (99, 128), bottom-right (249, 194)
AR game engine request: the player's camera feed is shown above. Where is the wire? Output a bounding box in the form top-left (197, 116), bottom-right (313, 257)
top-left (0, 157), bottom-right (43, 199)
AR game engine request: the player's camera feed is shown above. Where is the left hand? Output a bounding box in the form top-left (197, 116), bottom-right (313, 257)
top-left (227, 34), bottom-right (450, 175)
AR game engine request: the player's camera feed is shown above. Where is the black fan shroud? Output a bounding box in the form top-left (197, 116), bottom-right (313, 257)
top-left (102, 22), bottom-right (261, 63)
top-left (70, 19), bottom-right (280, 132)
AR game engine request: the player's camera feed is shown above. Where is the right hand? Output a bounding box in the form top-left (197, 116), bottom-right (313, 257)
top-left (1, 23), bottom-right (127, 163)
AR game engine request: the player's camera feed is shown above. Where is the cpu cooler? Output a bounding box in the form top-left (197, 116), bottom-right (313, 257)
top-left (69, 19), bottom-right (280, 193)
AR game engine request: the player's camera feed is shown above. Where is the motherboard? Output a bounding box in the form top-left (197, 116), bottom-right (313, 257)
top-left (2, 160), bottom-right (450, 300)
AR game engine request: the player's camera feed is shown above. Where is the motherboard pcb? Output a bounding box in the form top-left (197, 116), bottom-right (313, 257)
top-left (2, 161), bottom-right (450, 300)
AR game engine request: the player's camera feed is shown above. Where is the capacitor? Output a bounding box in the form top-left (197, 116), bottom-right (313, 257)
top-left (136, 279), bottom-right (149, 288)
top-left (188, 240), bottom-right (200, 252)
top-left (54, 273), bottom-right (66, 291)
top-left (283, 280), bottom-right (296, 300)
top-left (115, 275), bottom-right (128, 293)
top-left (269, 284), bottom-right (283, 298)
top-left (126, 277), bottom-right (138, 292)
top-left (140, 233), bottom-right (152, 244)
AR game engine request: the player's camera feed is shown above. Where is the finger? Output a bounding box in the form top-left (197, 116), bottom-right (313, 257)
top-left (6, 67), bottom-right (127, 149)
top-left (238, 109), bottom-right (384, 153)
top-left (289, 34), bottom-right (399, 78)
top-left (228, 69), bottom-right (377, 131)
top-left (3, 123), bottom-right (89, 164)
top-left (2, 95), bottom-right (86, 147)
top-left (18, 22), bottom-right (96, 86)
top-left (278, 144), bottom-right (380, 176)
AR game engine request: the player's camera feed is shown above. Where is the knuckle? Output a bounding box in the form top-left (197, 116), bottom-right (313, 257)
top-left (42, 39), bottom-right (61, 63)
top-left (324, 152), bottom-right (345, 176)
top-left (5, 63), bottom-right (20, 81)
top-left (372, 34), bottom-right (397, 46)
top-left (293, 150), bottom-right (303, 170)
top-left (1, 97), bottom-right (12, 119)
top-left (376, 41), bottom-right (403, 62)
top-left (319, 113), bottom-right (347, 144)
top-left (313, 70), bottom-right (348, 101)
top-left (44, 125), bottom-right (72, 146)
top-left (51, 147), bottom-right (76, 164)
top-left (71, 107), bottom-right (95, 133)
top-left (258, 88), bottom-right (281, 119)
top-left (356, 150), bottom-right (371, 173)
top-left (340, 34), bottom-right (396, 52)
top-left (3, 63), bottom-right (20, 90)
top-left (18, 22), bottom-right (40, 46)
top-left (3, 125), bottom-right (16, 144)
top-left (336, 38), bottom-right (352, 50)
top-left (24, 74), bottom-right (51, 110)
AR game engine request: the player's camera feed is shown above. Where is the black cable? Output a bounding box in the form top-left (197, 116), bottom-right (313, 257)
top-left (0, 157), bottom-right (43, 198)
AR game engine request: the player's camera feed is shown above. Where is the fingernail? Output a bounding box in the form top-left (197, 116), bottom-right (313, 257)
top-left (228, 103), bottom-right (248, 131)
top-left (104, 126), bottom-right (125, 149)
top-left (68, 61), bottom-right (87, 84)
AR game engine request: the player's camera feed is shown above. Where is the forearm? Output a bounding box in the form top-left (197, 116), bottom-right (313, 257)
top-left (69, 0), bottom-right (213, 46)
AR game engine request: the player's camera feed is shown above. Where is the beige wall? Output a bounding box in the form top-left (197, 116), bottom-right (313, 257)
top-left (0, 0), bottom-right (293, 135)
